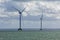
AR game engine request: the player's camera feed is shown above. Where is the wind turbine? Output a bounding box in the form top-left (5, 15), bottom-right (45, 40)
top-left (12, 7), bottom-right (26, 31)
top-left (40, 12), bottom-right (43, 30)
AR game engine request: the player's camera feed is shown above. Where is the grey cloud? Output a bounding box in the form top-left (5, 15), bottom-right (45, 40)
top-left (36, 2), bottom-right (58, 14)
top-left (0, 14), bottom-right (58, 21)
top-left (3, 0), bottom-right (59, 14)
top-left (1, 0), bottom-right (60, 21)
top-left (12, 0), bottom-right (39, 2)
top-left (12, 0), bottom-right (60, 2)
top-left (22, 15), bottom-right (58, 21)
top-left (3, 1), bottom-right (25, 12)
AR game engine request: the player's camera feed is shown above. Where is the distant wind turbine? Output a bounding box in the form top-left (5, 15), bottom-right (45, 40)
top-left (40, 12), bottom-right (43, 30)
top-left (12, 7), bottom-right (26, 31)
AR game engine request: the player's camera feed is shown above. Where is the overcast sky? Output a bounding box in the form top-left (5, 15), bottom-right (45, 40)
top-left (0, 0), bottom-right (60, 20)
top-left (0, 0), bottom-right (60, 29)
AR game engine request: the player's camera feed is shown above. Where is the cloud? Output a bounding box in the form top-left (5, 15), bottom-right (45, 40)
top-left (0, 7), bottom-right (8, 17)
top-left (6, 11), bottom-right (19, 16)
top-left (22, 12), bottom-right (28, 16)
top-left (12, 0), bottom-right (38, 2)
top-left (0, 0), bottom-right (7, 3)
top-left (40, 1), bottom-right (60, 11)
top-left (12, 0), bottom-right (60, 2)
top-left (36, 1), bottom-right (60, 20)
top-left (0, 0), bottom-right (11, 3)
top-left (0, 1), bottom-right (60, 21)
top-left (0, 14), bottom-right (8, 17)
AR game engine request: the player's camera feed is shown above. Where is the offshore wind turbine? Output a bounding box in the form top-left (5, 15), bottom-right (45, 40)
top-left (13, 7), bottom-right (26, 31)
top-left (40, 12), bottom-right (43, 30)
top-left (36, 3), bottom-right (56, 30)
top-left (36, 3), bottom-right (44, 30)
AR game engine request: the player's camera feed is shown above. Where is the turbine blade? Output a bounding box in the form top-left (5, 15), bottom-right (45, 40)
top-left (41, 13), bottom-right (43, 19)
top-left (12, 6), bottom-right (20, 12)
top-left (21, 7), bottom-right (26, 12)
top-left (12, 6), bottom-right (22, 14)
top-left (42, 13), bottom-right (43, 18)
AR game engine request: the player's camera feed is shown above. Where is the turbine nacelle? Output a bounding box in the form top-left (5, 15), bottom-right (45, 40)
top-left (19, 8), bottom-right (26, 14)
top-left (19, 11), bottom-right (22, 14)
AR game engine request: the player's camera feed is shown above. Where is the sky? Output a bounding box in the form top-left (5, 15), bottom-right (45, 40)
top-left (0, 0), bottom-right (60, 29)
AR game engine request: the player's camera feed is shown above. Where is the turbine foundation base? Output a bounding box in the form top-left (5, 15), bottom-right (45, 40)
top-left (40, 29), bottom-right (42, 30)
top-left (18, 28), bottom-right (22, 31)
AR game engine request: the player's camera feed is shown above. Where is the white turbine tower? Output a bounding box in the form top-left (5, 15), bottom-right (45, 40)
top-left (13, 7), bottom-right (26, 31)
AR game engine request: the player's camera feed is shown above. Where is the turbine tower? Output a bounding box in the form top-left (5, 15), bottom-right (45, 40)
top-left (13, 7), bottom-right (26, 31)
top-left (40, 13), bottom-right (43, 30)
